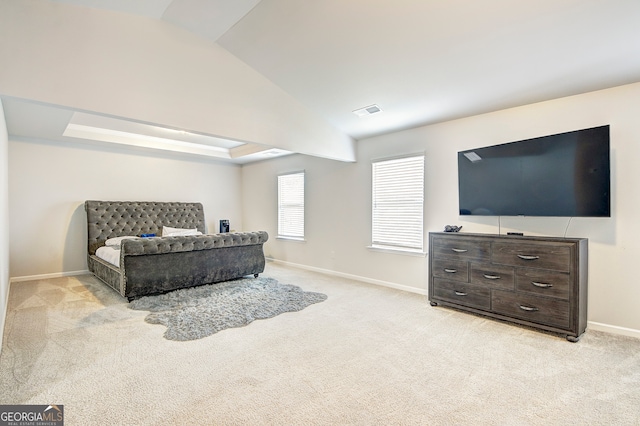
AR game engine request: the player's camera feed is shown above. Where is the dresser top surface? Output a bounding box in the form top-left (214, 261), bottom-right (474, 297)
top-left (429, 232), bottom-right (587, 243)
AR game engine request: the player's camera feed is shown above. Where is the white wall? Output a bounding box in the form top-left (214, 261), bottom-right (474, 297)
top-left (8, 138), bottom-right (243, 278)
top-left (242, 82), bottom-right (640, 334)
top-left (0, 99), bottom-right (9, 346)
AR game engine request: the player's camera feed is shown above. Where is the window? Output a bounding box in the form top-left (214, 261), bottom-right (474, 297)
top-left (372, 155), bottom-right (425, 252)
top-left (278, 172), bottom-right (305, 239)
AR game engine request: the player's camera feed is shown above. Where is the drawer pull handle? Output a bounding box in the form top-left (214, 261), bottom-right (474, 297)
top-left (454, 291), bottom-right (468, 296)
top-left (483, 274), bottom-right (501, 280)
top-left (517, 254), bottom-right (540, 260)
top-left (444, 268), bottom-right (457, 273)
top-left (531, 281), bottom-right (553, 288)
top-left (451, 248), bottom-right (468, 253)
top-left (519, 304), bottom-right (539, 312)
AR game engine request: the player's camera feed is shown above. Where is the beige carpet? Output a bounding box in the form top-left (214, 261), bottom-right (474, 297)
top-left (1, 262), bottom-right (639, 425)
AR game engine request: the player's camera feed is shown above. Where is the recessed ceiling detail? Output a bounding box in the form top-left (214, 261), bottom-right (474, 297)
top-left (61, 111), bottom-right (291, 163)
top-left (2, 97), bottom-right (293, 164)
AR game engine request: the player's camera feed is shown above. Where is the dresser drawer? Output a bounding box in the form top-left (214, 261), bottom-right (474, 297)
top-left (432, 237), bottom-right (490, 262)
top-left (470, 263), bottom-right (515, 290)
top-left (492, 242), bottom-right (571, 272)
top-left (492, 290), bottom-right (570, 329)
top-left (516, 269), bottom-right (570, 300)
top-left (433, 279), bottom-right (491, 310)
top-left (432, 258), bottom-right (469, 282)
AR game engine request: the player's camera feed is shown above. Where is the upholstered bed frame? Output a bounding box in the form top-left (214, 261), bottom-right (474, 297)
top-left (85, 200), bottom-right (268, 300)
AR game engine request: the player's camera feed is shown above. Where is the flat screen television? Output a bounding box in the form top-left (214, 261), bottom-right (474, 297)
top-left (458, 125), bottom-right (610, 217)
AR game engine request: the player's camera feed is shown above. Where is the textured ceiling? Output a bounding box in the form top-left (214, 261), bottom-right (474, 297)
top-left (4, 0), bottom-right (640, 161)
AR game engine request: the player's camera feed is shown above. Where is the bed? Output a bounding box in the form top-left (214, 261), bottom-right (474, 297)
top-left (85, 200), bottom-right (268, 300)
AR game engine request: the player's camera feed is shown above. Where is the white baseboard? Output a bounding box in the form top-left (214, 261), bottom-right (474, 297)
top-left (0, 277), bottom-right (9, 356)
top-left (267, 258), bottom-right (640, 339)
top-left (587, 321), bottom-right (640, 340)
top-left (10, 269), bottom-right (90, 283)
top-left (266, 258), bottom-right (428, 295)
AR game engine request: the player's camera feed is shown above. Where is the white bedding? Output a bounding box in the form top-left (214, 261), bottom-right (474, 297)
top-left (96, 246), bottom-right (121, 267)
top-left (96, 229), bottom-right (204, 268)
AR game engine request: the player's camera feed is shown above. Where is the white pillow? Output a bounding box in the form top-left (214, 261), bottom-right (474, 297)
top-left (104, 236), bottom-right (138, 247)
top-left (162, 226), bottom-right (202, 237)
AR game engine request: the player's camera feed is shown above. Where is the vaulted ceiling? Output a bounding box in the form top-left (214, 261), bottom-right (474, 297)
top-left (2, 0), bottom-right (640, 163)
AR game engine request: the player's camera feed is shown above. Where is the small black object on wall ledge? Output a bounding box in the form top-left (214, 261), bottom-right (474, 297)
top-left (444, 225), bottom-right (462, 232)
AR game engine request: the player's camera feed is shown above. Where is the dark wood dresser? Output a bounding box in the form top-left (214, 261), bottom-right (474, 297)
top-left (428, 232), bottom-right (588, 341)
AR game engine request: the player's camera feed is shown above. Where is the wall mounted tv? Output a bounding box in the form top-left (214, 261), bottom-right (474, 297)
top-left (458, 125), bottom-right (610, 217)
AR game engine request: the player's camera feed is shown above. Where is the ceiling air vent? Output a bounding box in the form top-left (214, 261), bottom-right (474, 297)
top-left (352, 104), bottom-right (383, 117)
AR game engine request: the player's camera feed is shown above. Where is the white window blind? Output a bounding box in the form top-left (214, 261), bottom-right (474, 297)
top-left (372, 155), bottom-right (424, 251)
top-left (278, 172), bottom-right (305, 239)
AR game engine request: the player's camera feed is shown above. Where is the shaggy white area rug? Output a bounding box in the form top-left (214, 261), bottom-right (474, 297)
top-left (129, 276), bottom-right (327, 341)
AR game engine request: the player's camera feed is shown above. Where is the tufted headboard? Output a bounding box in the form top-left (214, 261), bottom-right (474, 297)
top-left (85, 200), bottom-right (206, 255)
